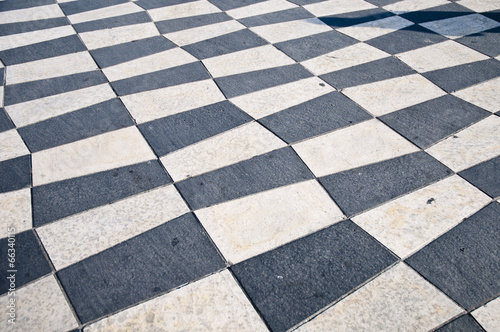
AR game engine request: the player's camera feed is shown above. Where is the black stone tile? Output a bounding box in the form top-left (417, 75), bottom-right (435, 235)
top-left (110, 61), bottom-right (210, 96)
top-left (90, 36), bottom-right (176, 68)
top-left (400, 3), bottom-right (473, 24)
top-left (459, 155), bottom-right (500, 199)
top-left (0, 155), bottom-right (31, 194)
top-left (364, 0), bottom-right (399, 6)
top-left (319, 8), bottom-right (394, 28)
top-left (215, 64), bottom-right (313, 98)
top-left (32, 160), bottom-right (170, 226)
top-left (260, 91), bottom-right (372, 144)
top-left (139, 100), bottom-right (252, 156)
top-left (176, 147), bottom-right (314, 210)
top-left (406, 202), bottom-right (500, 311)
top-left (0, 230), bottom-right (52, 296)
top-left (0, 108), bottom-right (14, 133)
top-left (0, 68), bottom-right (3, 85)
top-left (275, 30), bottom-right (357, 62)
top-left (379, 95), bottom-right (490, 149)
top-left (239, 7), bottom-right (314, 27)
top-left (319, 151), bottom-right (453, 216)
top-left (456, 26), bottom-right (500, 57)
top-left (0, 35), bottom-right (86, 66)
top-left (208, 0), bottom-right (266, 11)
top-left (17, 99), bottom-right (134, 153)
top-left (183, 29), bottom-right (267, 59)
top-left (231, 220), bottom-right (397, 332)
top-left (73, 11), bottom-right (151, 33)
top-left (435, 314), bottom-right (486, 332)
top-left (0, 0), bottom-right (54, 11)
top-left (58, 213), bottom-right (225, 323)
top-left (136, 0), bottom-right (198, 10)
top-left (423, 59), bottom-right (500, 93)
top-left (0, 17), bottom-right (70, 37)
top-left (483, 10), bottom-right (500, 23)
top-left (59, 0), bottom-right (129, 16)
top-left (320, 56), bottom-right (415, 89)
top-left (155, 12), bottom-right (232, 34)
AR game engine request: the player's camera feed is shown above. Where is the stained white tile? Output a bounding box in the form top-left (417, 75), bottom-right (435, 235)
top-left (452, 77), bottom-right (500, 113)
top-left (226, 0), bottom-right (297, 19)
top-left (148, 0), bottom-right (221, 21)
top-left (79, 22), bottom-right (159, 50)
top-left (293, 119), bottom-right (419, 177)
top-left (0, 275), bottom-right (78, 331)
top-left (455, 0), bottom-right (500, 13)
top-left (229, 77), bottom-right (335, 119)
top-left (161, 122), bottom-right (287, 182)
top-left (383, 0), bottom-right (450, 14)
top-left (0, 4), bottom-right (64, 24)
top-left (202, 45), bottom-right (295, 78)
top-left (296, 263), bottom-right (463, 332)
top-left (472, 296), bottom-right (500, 332)
top-left (164, 20), bottom-right (245, 46)
top-left (250, 18), bottom-right (331, 44)
top-left (121, 79), bottom-right (226, 124)
top-left (421, 14), bottom-right (500, 39)
top-left (426, 115), bottom-right (500, 172)
top-left (68, 2), bottom-right (144, 24)
top-left (32, 126), bottom-right (155, 186)
top-left (301, 42), bottom-right (390, 76)
top-left (38, 185), bottom-right (189, 270)
top-left (0, 189), bottom-right (31, 239)
top-left (5, 83), bottom-right (116, 127)
top-left (85, 270), bottom-right (268, 331)
top-left (0, 129), bottom-right (29, 162)
top-left (342, 74), bottom-right (446, 116)
top-left (196, 180), bottom-right (344, 264)
top-left (337, 15), bottom-right (414, 42)
top-left (0, 26), bottom-right (76, 51)
top-left (304, 0), bottom-right (377, 17)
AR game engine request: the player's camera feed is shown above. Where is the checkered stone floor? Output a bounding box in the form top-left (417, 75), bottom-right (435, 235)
top-left (0, 0), bottom-right (499, 330)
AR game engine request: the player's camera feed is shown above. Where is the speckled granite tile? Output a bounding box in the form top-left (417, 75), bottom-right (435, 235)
top-left (78, 22), bottom-right (159, 50)
top-left (472, 296), bottom-right (500, 332)
top-left (148, 0), bottom-right (221, 21)
top-left (0, 26), bottom-right (76, 51)
top-left (459, 155), bottom-right (500, 199)
top-left (453, 76), bottom-right (500, 113)
top-left (383, 0), bottom-right (450, 14)
top-left (0, 188), bottom-right (31, 238)
top-left (226, 0), bottom-right (296, 20)
top-left (0, 129), bottom-right (29, 162)
top-left (0, 4), bottom-right (65, 24)
top-left (304, 0), bottom-right (376, 17)
top-left (249, 18), bottom-right (331, 44)
top-left (459, 0), bottom-right (500, 12)
top-left (67, 2), bottom-right (144, 24)
top-left (336, 15), bottom-right (413, 41)
top-left (163, 20), bottom-right (245, 46)
top-left (421, 13), bottom-right (500, 39)
top-left (434, 314), bottom-right (486, 332)
top-left (0, 155), bottom-right (31, 194)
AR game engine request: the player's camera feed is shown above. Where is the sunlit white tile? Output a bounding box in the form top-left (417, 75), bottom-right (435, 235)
top-left (0, 4), bottom-right (64, 24)
top-left (148, 0), bottom-right (221, 21)
top-left (0, 129), bottom-right (29, 162)
top-left (79, 22), bottom-right (159, 50)
top-left (384, 0), bottom-right (450, 14)
top-left (304, 0), bottom-right (376, 17)
top-left (0, 26), bottom-right (75, 51)
top-left (0, 189), bottom-right (31, 239)
top-left (472, 296), bottom-right (500, 332)
top-left (453, 76), bottom-right (500, 113)
top-left (337, 15), bottom-right (414, 41)
top-left (68, 2), bottom-right (144, 24)
top-left (164, 20), bottom-right (245, 46)
top-left (250, 18), bottom-right (331, 44)
top-left (227, 0), bottom-right (297, 19)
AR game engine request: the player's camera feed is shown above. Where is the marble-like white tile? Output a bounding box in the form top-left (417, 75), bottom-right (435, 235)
top-left (226, 0), bottom-right (297, 19)
top-left (203, 45), bottom-right (295, 78)
top-left (79, 22), bottom-right (159, 50)
top-left (293, 119), bottom-right (419, 177)
top-left (85, 270), bottom-right (268, 331)
top-left (0, 129), bottom-right (29, 162)
top-left (452, 77), bottom-right (500, 113)
top-left (296, 263), bottom-right (463, 332)
top-left (384, 0), bottom-right (450, 14)
top-left (196, 180), bottom-right (344, 264)
top-left (0, 25), bottom-right (76, 51)
top-left (230, 77), bottom-right (334, 119)
top-left (472, 296), bottom-right (500, 332)
top-left (148, 0), bottom-right (221, 21)
top-left (0, 189), bottom-right (31, 239)
top-left (161, 122), bottom-right (286, 182)
top-left (250, 18), bottom-right (331, 44)
top-left (337, 15), bottom-right (414, 42)
top-left (342, 74), bottom-right (446, 116)
top-left (38, 185), bottom-right (189, 270)
top-left (6, 52), bottom-right (98, 85)
top-left (304, 0), bottom-right (377, 17)
top-left (68, 2), bottom-right (144, 24)
top-left (32, 126), bottom-right (155, 186)
top-left (426, 115), bottom-right (500, 172)
top-left (164, 20), bottom-right (245, 46)
top-left (456, 0), bottom-right (500, 13)
top-left (0, 4), bottom-right (64, 24)
top-left (5, 84), bottom-right (116, 127)
top-left (301, 42), bottom-right (390, 76)
top-left (352, 176), bottom-right (490, 258)
top-left (0, 275), bottom-right (78, 331)
top-left (421, 14), bottom-right (500, 39)
top-left (121, 79), bottom-right (226, 124)
top-left (103, 48), bottom-right (197, 81)
top-left (396, 40), bottom-right (488, 73)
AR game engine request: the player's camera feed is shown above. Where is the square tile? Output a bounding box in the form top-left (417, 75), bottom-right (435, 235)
top-left (304, 0), bottom-right (377, 17)
top-left (78, 22), bottom-right (160, 50)
top-left (67, 2), bottom-right (145, 24)
top-left (400, 2), bottom-right (473, 24)
top-left (0, 129), bottom-right (30, 162)
top-left (459, 155), bottom-right (500, 199)
top-left (383, 0), bottom-right (450, 14)
top-left (225, 0), bottom-right (297, 20)
top-left (453, 76), bottom-right (500, 112)
top-left (154, 12), bottom-right (232, 34)
top-left (421, 13), bottom-right (500, 39)
top-left (0, 188), bottom-right (31, 238)
top-left (0, 4), bottom-right (65, 24)
top-left (147, 0), bottom-right (221, 21)
top-left (249, 18), bottom-right (331, 44)
top-left (456, 26), bottom-right (500, 57)
top-left (458, 0), bottom-right (500, 12)
top-left (238, 7), bottom-right (314, 27)
top-left (336, 15), bottom-right (413, 41)
top-left (472, 296), bottom-right (500, 332)
top-left (0, 155), bottom-right (31, 194)
top-left (163, 20), bottom-right (245, 46)
top-left (207, 0), bottom-right (267, 11)
top-left (0, 25), bottom-right (76, 52)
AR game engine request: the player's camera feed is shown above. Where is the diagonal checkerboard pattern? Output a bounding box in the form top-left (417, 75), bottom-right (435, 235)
top-left (0, 0), bottom-right (499, 331)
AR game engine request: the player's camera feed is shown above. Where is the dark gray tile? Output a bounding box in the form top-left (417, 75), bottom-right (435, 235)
top-left (58, 213), bottom-right (225, 323)
top-left (0, 155), bottom-right (31, 194)
top-left (260, 91), bottom-right (372, 144)
top-left (288, 0), bottom-right (326, 5)
top-left (364, 0), bottom-right (399, 6)
top-left (136, 0), bottom-right (197, 10)
top-left (0, 230), bottom-right (52, 296)
top-left (406, 202), bottom-right (500, 311)
top-left (319, 151), bottom-right (453, 216)
top-left (459, 155), bottom-right (500, 199)
top-left (139, 100), bottom-right (252, 156)
top-left (0, 108), bottom-right (14, 133)
top-left (208, 0), bottom-right (266, 11)
top-left (0, 0), bottom-right (54, 11)
top-left (176, 147), bottom-right (314, 210)
top-left (73, 11), bottom-right (151, 33)
top-left (379, 95), bottom-right (490, 149)
top-left (456, 26), bottom-right (500, 57)
top-left (484, 10), bottom-right (500, 23)
top-left (319, 8), bottom-right (394, 28)
top-left (435, 314), bottom-right (486, 332)
top-left (400, 3), bottom-right (473, 24)
top-left (17, 99), bottom-right (134, 153)
top-left (0, 17), bottom-right (70, 37)
top-left (59, 0), bottom-right (129, 16)
top-left (231, 220), bottom-right (397, 332)
top-left (32, 160), bottom-right (171, 226)
top-left (238, 7), bottom-right (314, 27)
top-left (155, 12), bottom-right (232, 34)
top-left (0, 68), bottom-right (3, 85)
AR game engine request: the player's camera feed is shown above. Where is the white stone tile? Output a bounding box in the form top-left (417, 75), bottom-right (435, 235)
top-left (68, 2), bottom-right (144, 24)
top-left (337, 15), bottom-right (414, 42)
top-left (38, 185), bottom-right (189, 270)
top-left (79, 22), bottom-right (159, 50)
top-left (301, 43), bottom-right (390, 76)
top-left (342, 74), bottom-right (446, 116)
top-left (161, 122), bottom-right (287, 182)
top-left (202, 45), bottom-right (295, 78)
top-left (457, 0), bottom-right (500, 13)
top-left (85, 270), bottom-right (268, 331)
top-left (32, 126), bottom-right (155, 186)
top-left (352, 176), bottom-right (490, 258)
top-left (0, 25), bottom-right (76, 51)
top-left (472, 296), bottom-right (500, 332)
top-left (250, 18), bottom-right (331, 44)
top-left (296, 263), bottom-right (463, 332)
top-left (196, 180), bottom-right (344, 264)
top-left (148, 0), bottom-right (221, 21)
top-left (383, 0), bottom-right (450, 14)
top-left (6, 51), bottom-right (98, 85)
top-left (421, 14), bottom-right (500, 39)
top-left (452, 76), bottom-right (500, 113)
top-left (103, 48), bottom-right (197, 81)
top-left (0, 4), bottom-right (64, 24)
top-left (121, 79), bottom-right (226, 124)
top-left (0, 189), bottom-right (31, 239)
top-left (164, 20), bottom-right (245, 46)
top-left (226, 0), bottom-right (297, 19)
top-left (230, 77), bottom-right (335, 119)
top-left (396, 41), bottom-right (488, 73)
top-left (0, 129), bottom-right (29, 162)
top-left (0, 275), bottom-right (78, 331)
top-left (293, 119), bottom-right (419, 177)
top-left (304, 0), bottom-right (377, 17)
top-left (426, 115), bottom-right (500, 172)
top-left (5, 84), bottom-right (116, 127)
